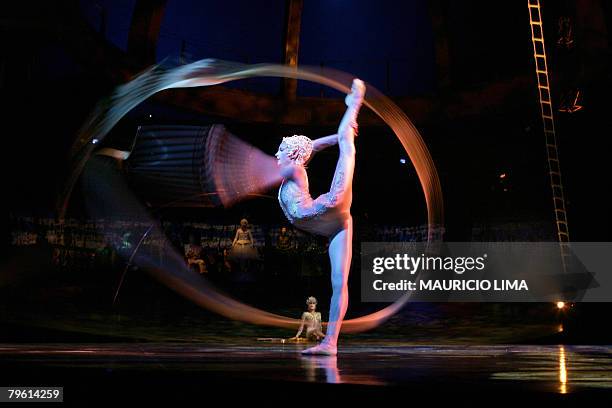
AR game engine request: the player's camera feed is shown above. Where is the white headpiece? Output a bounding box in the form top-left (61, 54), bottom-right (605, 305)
top-left (282, 135), bottom-right (313, 165)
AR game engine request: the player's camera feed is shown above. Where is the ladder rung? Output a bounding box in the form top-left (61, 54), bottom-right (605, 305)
top-left (536, 70), bottom-right (547, 74)
top-left (534, 53), bottom-right (545, 58)
top-left (538, 85), bottom-right (549, 89)
top-left (542, 115), bottom-right (553, 119)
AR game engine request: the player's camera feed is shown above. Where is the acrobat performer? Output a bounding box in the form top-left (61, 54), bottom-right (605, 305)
top-left (276, 78), bottom-right (365, 355)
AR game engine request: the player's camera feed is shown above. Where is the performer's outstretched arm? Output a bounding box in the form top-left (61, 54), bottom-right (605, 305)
top-left (304, 135), bottom-right (338, 165)
top-left (312, 135), bottom-right (338, 153)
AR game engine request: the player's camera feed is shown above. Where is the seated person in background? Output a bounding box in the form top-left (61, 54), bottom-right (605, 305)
top-left (291, 296), bottom-right (325, 341)
top-left (276, 226), bottom-right (295, 252)
top-left (185, 235), bottom-right (207, 274)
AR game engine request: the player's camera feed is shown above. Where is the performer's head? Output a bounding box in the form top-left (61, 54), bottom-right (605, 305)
top-left (240, 218), bottom-right (248, 229)
top-left (276, 135), bottom-right (313, 167)
top-left (306, 296), bottom-right (317, 312)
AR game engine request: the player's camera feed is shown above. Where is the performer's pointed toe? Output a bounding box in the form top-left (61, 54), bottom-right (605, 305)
top-left (345, 78), bottom-right (366, 107)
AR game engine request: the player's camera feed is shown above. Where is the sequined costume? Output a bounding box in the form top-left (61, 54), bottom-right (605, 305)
top-left (301, 311), bottom-right (323, 340)
top-left (278, 164), bottom-right (351, 238)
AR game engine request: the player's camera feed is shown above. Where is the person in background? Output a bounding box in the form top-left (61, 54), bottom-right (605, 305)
top-left (291, 296), bottom-right (325, 342)
top-left (185, 234), bottom-right (207, 274)
top-left (229, 218), bottom-right (258, 276)
top-left (276, 226), bottom-right (295, 252)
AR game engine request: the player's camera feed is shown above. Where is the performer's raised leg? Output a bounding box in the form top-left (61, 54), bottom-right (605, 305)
top-left (328, 79), bottom-right (364, 211)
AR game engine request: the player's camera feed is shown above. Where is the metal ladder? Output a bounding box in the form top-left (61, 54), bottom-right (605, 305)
top-left (528, 0), bottom-right (571, 273)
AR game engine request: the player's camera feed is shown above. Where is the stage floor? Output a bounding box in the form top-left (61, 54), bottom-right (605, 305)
top-left (1, 342), bottom-right (612, 402)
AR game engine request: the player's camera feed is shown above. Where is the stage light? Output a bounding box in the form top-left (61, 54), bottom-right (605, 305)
top-left (556, 301), bottom-right (566, 309)
top-left (499, 173), bottom-right (506, 179)
top-left (148, 114), bottom-right (152, 118)
top-left (400, 158), bottom-right (406, 164)
top-left (92, 139), bottom-right (99, 144)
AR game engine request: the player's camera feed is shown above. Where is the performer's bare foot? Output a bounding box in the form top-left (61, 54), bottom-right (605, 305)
top-left (301, 341), bottom-right (337, 356)
top-left (345, 78), bottom-right (365, 107)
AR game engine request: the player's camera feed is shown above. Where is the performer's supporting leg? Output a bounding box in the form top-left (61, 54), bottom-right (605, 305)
top-left (323, 218), bottom-right (352, 347)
